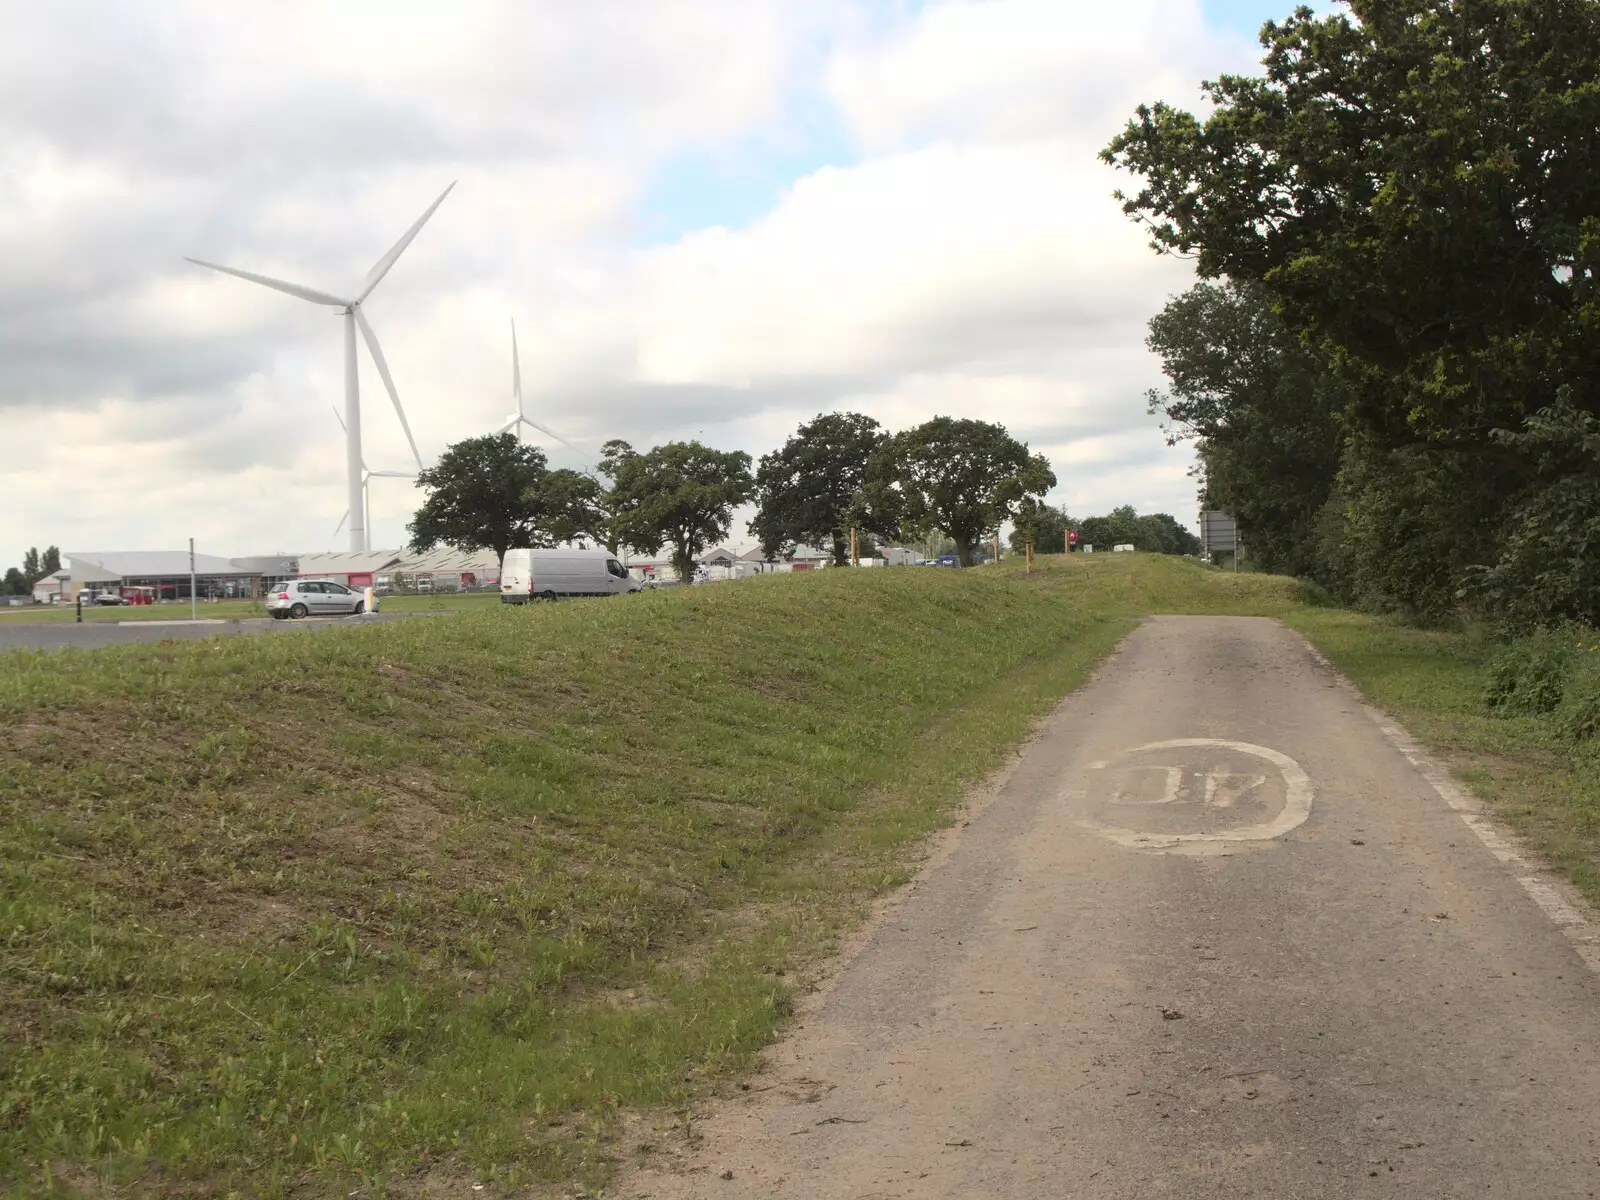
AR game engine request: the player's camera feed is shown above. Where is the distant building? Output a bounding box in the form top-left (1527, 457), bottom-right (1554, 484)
top-left (62, 551), bottom-right (266, 602)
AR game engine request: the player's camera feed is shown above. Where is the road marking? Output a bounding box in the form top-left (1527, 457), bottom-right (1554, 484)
top-left (1302, 640), bottom-right (1600, 977)
top-left (1075, 738), bottom-right (1313, 855)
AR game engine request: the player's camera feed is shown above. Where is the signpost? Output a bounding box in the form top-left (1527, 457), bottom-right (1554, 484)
top-left (1199, 511), bottom-right (1240, 571)
top-left (189, 538), bottom-right (197, 619)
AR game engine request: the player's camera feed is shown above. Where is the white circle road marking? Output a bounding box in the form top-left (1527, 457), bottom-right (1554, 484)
top-left (1074, 738), bottom-right (1313, 853)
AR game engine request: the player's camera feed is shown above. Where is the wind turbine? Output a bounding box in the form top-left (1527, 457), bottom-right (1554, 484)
top-left (331, 407), bottom-right (417, 552)
top-left (497, 318), bottom-right (590, 469)
top-left (186, 184), bottom-right (453, 551)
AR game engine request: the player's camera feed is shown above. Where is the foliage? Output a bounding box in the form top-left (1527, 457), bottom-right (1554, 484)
top-left (1009, 500), bottom-right (1070, 555)
top-left (1484, 626), bottom-right (1576, 716)
top-left (1074, 506), bottom-right (1201, 556)
top-left (600, 439), bottom-right (754, 583)
top-left (1470, 393), bottom-right (1600, 628)
top-left (407, 433), bottom-right (602, 564)
top-left (750, 412), bottom-right (890, 565)
top-left (1105, 0), bottom-right (1600, 624)
top-left (863, 417), bottom-right (1055, 566)
top-left (1146, 281), bottom-right (1345, 578)
top-left (2, 567), bottom-right (26, 596)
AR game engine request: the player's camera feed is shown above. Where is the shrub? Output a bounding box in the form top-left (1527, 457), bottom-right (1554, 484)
top-left (1484, 627), bottom-right (1577, 716)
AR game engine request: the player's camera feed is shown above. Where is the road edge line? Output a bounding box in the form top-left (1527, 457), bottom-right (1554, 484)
top-left (1300, 639), bottom-right (1600, 977)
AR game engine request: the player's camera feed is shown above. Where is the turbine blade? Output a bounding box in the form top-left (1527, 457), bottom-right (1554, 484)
top-left (331, 404), bottom-right (347, 433)
top-left (334, 509), bottom-right (349, 537)
top-left (357, 181), bottom-right (457, 302)
top-left (370, 470), bottom-right (414, 478)
top-left (354, 309), bottom-right (424, 471)
top-left (524, 417), bottom-right (588, 461)
top-left (498, 414), bottom-right (520, 435)
top-left (185, 258), bottom-right (351, 306)
top-left (512, 317), bottom-right (523, 415)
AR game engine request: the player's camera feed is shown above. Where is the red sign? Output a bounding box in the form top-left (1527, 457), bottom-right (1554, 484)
top-left (1068, 531), bottom-right (1079, 544)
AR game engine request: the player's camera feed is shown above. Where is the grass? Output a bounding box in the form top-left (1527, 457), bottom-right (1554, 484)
top-left (0, 593), bottom-right (501, 624)
top-left (1282, 609), bottom-right (1600, 907)
top-left (3, 554), bottom-right (1306, 1196)
top-left (5, 551), bottom-right (1587, 1197)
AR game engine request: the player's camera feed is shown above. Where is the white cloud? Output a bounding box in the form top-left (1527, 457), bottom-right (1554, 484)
top-left (0, 0), bottom-right (1279, 565)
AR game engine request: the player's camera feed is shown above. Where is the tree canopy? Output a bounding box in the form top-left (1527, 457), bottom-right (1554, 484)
top-left (407, 433), bottom-right (602, 564)
top-left (864, 417), bottom-right (1055, 566)
top-left (1104, 0), bottom-right (1600, 621)
top-left (601, 440), bottom-right (754, 584)
top-left (749, 412), bottom-right (890, 565)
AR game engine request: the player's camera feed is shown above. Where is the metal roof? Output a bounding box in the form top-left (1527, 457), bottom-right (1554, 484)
top-left (296, 551), bottom-right (406, 575)
top-left (66, 551), bottom-right (253, 579)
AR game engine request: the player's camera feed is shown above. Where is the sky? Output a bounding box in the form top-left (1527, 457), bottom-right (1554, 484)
top-left (0, 0), bottom-right (1341, 565)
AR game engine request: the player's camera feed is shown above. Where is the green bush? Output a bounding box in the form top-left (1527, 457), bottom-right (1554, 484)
top-left (1555, 633), bottom-right (1600, 741)
top-left (1484, 627), bottom-right (1577, 716)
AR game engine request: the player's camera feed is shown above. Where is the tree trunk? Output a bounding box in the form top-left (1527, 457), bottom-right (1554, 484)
top-left (831, 533), bottom-right (849, 566)
top-left (672, 536), bottom-right (697, 585)
top-left (954, 536), bottom-right (975, 567)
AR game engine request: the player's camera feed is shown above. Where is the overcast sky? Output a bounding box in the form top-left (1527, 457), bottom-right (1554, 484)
top-left (0, 0), bottom-right (1337, 564)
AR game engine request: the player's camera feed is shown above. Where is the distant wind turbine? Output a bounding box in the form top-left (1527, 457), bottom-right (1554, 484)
top-left (331, 407), bottom-right (417, 552)
top-left (497, 318), bottom-right (590, 470)
top-left (186, 183), bottom-right (454, 552)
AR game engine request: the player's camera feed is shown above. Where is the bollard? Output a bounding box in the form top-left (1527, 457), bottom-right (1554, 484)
top-left (75, 594), bottom-right (82, 624)
top-left (365, 586), bottom-right (377, 614)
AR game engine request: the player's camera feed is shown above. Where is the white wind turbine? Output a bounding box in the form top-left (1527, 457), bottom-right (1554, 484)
top-left (497, 318), bottom-right (589, 469)
top-left (330, 407), bottom-right (417, 552)
top-left (186, 184), bottom-right (453, 552)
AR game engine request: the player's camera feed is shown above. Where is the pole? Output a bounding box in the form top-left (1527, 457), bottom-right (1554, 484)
top-left (850, 526), bottom-right (858, 567)
top-left (1026, 540), bottom-right (1033, 574)
top-left (189, 538), bottom-right (197, 619)
top-left (993, 531), bottom-right (1000, 565)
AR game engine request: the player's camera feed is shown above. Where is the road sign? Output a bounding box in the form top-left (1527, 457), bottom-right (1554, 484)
top-left (1199, 511), bottom-right (1238, 555)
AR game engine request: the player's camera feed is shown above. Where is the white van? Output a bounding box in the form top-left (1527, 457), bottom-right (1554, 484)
top-left (500, 548), bottom-right (643, 603)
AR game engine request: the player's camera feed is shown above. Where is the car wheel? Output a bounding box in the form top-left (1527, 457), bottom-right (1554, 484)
top-left (289, 603), bottom-right (308, 619)
top-left (353, 601), bottom-right (365, 615)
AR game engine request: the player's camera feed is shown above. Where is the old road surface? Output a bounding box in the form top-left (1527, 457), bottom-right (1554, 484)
top-left (620, 616), bottom-right (1600, 1199)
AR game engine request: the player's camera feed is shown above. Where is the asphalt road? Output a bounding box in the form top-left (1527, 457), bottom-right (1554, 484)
top-left (622, 616), bottom-right (1600, 1198)
top-left (0, 610), bottom-right (439, 651)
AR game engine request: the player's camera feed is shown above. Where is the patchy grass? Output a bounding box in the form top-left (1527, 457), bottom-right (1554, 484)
top-left (1287, 609), bottom-right (1600, 908)
top-left (6, 554), bottom-right (1259, 1196)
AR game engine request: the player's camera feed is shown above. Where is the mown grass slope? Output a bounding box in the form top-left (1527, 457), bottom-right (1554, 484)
top-left (2, 555), bottom-right (1308, 1196)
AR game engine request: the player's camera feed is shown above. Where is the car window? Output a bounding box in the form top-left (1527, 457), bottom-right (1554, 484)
top-left (606, 559), bottom-right (627, 578)
top-left (300, 582), bottom-right (323, 593)
top-left (326, 583), bottom-right (350, 595)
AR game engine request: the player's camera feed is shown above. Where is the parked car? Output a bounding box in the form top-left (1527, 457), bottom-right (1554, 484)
top-left (77, 589), bottom-right (125, 606)
top-left (265, 579), bottom-right (368, 619)
top-left (500, 548), bottom-right (643, 603)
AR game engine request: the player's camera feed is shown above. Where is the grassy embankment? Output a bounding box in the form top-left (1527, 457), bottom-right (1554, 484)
top-left (0, 555), bottom-right (1298, 1196)
top-left (5, 553), bottom-right (1595, 1196)
top-left (0, 593), bottom-right (498, 624)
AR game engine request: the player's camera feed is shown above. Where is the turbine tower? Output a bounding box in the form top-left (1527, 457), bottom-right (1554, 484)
top-left (186, 184), bottom-right (453, 551)
top-left (498, 318), bottom-right (589, 469)
top-left (331, 408), bottom-right (417, 552)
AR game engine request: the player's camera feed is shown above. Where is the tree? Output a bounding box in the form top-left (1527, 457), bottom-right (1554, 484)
top-left (407, 433), bottom-right (602, 564)
top-left (2, 568), bottom-right (26, 596)
top-left (1146, 281), bottom-right (1344, 578)
top-left (600, 440), bottom-right (754, 584)
top-left (864, 418), bottom-right (1055, 567)
top-left (1103, 0), bottom-right (1600, 619)
top-left (1075, 506), bottom-right (1201, 555)
top-left (1009, 501), bottom-right (1071, 555)
top-left (21, 548), bottom-right (39, 583)
top-left (39, 547), bottom-right (60, 578)
top-left (750, 412), bottom-right (890, 565)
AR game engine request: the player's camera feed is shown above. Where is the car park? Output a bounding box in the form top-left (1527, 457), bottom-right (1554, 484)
top-left (265, 579), bottom-right (367, 619)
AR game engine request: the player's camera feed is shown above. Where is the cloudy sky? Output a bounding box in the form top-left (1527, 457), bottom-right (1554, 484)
top-left (0, 0), bottom-right (1336, 564)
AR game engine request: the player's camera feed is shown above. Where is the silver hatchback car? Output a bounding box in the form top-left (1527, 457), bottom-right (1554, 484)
top-left (266, 579), bottom-right (368, 619)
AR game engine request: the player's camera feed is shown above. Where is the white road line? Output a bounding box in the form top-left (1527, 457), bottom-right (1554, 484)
top-left (1302, 639), bottom-right (1600, 977)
